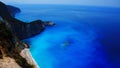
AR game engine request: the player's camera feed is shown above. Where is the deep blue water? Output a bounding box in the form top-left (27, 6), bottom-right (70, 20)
top-left (15, 4), bottom-right (120, 68)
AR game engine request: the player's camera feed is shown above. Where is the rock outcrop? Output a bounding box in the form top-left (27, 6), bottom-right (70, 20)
top-left (0, 1), bottom-right (54, 67)
top-left (0, 21), bottom-right (38, 68)
top-left (7, 20), bottom-right (45, 40)
top-left (0, 2), bottom-right (45, 68)
top-left (7, 5), bottom-right (21, 17)
top-left (0, 57), bottom-right (21, 68)
top-left (0, 1), bottom-right (54, 40)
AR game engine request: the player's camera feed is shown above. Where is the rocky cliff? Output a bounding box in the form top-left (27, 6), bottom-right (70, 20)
top-left (0, 21), bottom-right (38, 68)
top-left (0, 3), bottom-right (40, 68)
top-left (7, 5), bottom-right (21, 17)
top-left (0, 2), bottom-right (54, 68)
top-left (0, 1), bottom-right (54, 40)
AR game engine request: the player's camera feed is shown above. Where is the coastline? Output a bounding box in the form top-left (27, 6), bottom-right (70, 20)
top-left (20, 48), bottom-right (40, 68)
top-left (0, 48), bottom-right (40, 68)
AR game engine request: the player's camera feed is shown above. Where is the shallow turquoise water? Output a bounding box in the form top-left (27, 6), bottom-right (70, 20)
top-left (15, 4), bottom-right (120, 68)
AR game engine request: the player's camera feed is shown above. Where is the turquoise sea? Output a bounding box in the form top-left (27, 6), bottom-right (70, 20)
top-left (15, 4), bottom-right (120, 68)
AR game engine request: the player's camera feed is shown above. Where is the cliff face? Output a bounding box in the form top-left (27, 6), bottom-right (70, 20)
top-left (8, 20), bottom-right (45, 40)
top-left (0, 57), bottom-right (21, 68)
top-left (0, 2), bottom-right (46, 40)
top-left (0, 21), bottom-right (38, 68)
top-left (6, 5), bottom-right (45, 40)
top-left (0, 2), bottom-right (53, 68)
top-left (7, 5), bottom-right (21, 17)
top-left (0, 5), bottom-right (20, 20)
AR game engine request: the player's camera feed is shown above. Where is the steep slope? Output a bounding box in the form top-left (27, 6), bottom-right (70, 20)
top-left (0, 21), bottom-right (38, 68)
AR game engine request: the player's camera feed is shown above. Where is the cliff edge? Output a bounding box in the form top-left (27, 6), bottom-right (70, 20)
top-left (0, 2), bottom-right (54, 40)
top-left (0, 21), bottom-right (39, 68)
top-left (0, 2), bottom-right (54, 68)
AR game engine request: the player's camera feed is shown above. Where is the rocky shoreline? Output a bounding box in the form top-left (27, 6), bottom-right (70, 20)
top-left (0, 1), bottom-right (55, 68)
top-left (20, 48), bottom-right (40, 68)
top-left (0, 1), bottom-right (55, 40)
top-left (0, 22), bottom-right (38, 68)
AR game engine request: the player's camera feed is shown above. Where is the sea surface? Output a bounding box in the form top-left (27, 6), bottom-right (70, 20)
top-left (14, 4), bottom-right (120, 68)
